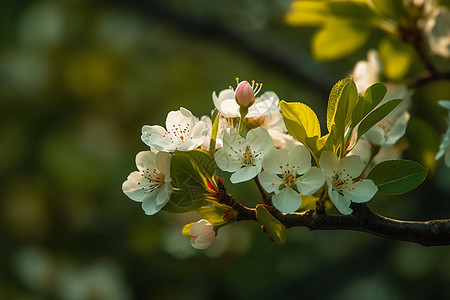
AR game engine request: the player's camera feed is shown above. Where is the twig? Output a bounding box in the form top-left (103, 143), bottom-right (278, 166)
top-left (254, 176), bottom-right (272, 206)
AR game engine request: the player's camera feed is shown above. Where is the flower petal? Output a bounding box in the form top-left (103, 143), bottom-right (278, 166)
top-left (122, 171), bottom-right (149, 202)
top-left (328, 187), bottom-right (353, 215)
top-left (319, 151), bottom-right (339, 179)
top-left (262, 148), bottom-right (288, 173)
top-left (288, 145), bottom-right (311, 174)
top-left (296, 167), bottom-right (325, 195)
top-left (272, 187), bottom-right (302, 213)
top-left (343, 179), bottom-right (378, 203)
top-left (230, 165), bottom-right (261, 183)
top-left (141, 125), bottom-right (175, 151)
top-left (258, 171), bottom-right (283, 193)
top-left (246, 127), bottom-right (273, 153)
top-left (136, 151), bottom-right (157, 172)
top-left (339, 155), bottom-right (365, 178)
top-left (215, 128), bottom-right (246, 172)
top-left (165, 107), bottom-right (195, 132)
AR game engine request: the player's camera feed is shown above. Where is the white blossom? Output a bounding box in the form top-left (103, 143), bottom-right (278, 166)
top-left (352, 50), bottom-right (412, 147)
top-left (212, 85), bottom-right (279, 119)
top-left (258, 146), bottom-right (324, 213)
top-left (319, 152), bottom-right (378, 215)
top-left (215, 127), bottom-right (273, 184)
top-left (122, 150), bottom-right (172, 215)
top-left (190, 219), bottom-right (216, 249)
top-left (141, 107), bottom-right (208, 152)
top-left (436, 100), bottom-right (450, 167)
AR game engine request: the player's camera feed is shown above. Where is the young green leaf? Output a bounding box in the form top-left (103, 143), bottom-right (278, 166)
top-left (280, 101), bottom-right (322, 158)
top-left (327, 78), bottom-right (352, 132)
top-left (352, 82), bottom-right (387, 126)
top-left (197, 203), bottom-right (236, 226)
top-left (367, 0), bottom-right (406, 21)
top-left (209, 111), bottom-right (221, 158)
top-left (367, 160), bottom-right (427, 195)
top-left (334, 79), bottom-right (358, 132)
top-left (256, 205), bottom-right (288, 245)
top-left (357, 98), bottom-right (402, 139)
top-left (312, 21), bottom-right (371, 61)
top-left (163, 150), bottom-right (215, 213)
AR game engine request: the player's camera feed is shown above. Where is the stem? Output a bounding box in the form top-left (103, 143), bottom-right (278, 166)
top-left (238, 106), bottom-right (248, 136)
top-left (232, 203), bottom-right (450, 246)
top-left (254, 176), bottom-right (272, 206)
top-left (361, 144), bottom-right (380, 176)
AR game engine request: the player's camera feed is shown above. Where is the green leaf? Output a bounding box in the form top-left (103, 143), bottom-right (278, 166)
top-left (327, 78), bottom-right (352, 131)
top-left (334, 79), bottom-right (358, 132)
top-left (163, 150), bottom-right (215, 213)
top-left (379, 38), bottom-right (414, 81)
top-left (405, 118), bottom-right (441, 174)
top-left (197, 203), bottom-right (236, 226)
top-left (357, 98), bottom-right (402, 138)
top-left (285, 1), bottom-right (376, 26)
top-left (352, 83), bottom-right (387, 126)
top-left (209, 111), bottom-right (220, 158)
top-left (280, 101), bottom-right (322, 159)
top-left (256, 205), bottom-right (288, 245)
top-left (367, 160), bottom-right (427, 194)
top-left (367, 0), bottom-right (406, 20)
top-left (312, 21), bottom-right (370, 61)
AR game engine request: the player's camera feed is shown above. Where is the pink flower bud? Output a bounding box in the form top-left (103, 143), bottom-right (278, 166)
top-left (190, 219), bottom-right (216, 249)
top-left (235, 81), bottom-right (255, 108)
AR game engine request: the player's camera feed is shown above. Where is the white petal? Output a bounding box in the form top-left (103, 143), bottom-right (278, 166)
top-left (141, 125), bottom-right (175, 151)
top-left (288, 145), bottom-right (311, 174)
top-left (165, 107), bottom-right (195, 132)
top-left (319, 151), bottom-right (339, 179)
top-left (136, 151), bottom-right (157, 172)
top-left (141, 196), bottom-right (163, 215)
top-left (155, 185), bottom-right (171, 205)
top-left (246, 127), bottom-right (274, 153)
top-left (215, 128), bottom-right (246, 172)
top-left (343, 179), bottom-right (378, 203)
top-left (363, 125), bottom-right (386, 146)
top-left (445, 147), bottom-right (450, 167)
top-left (230, 165), bottom-right (260, 183)
top-left (349, 139), bottom-right (372, 165)
top-left (219, 99), bottom-right (240, 118)
top-left (262, 148), bottom-right (288, 172)
top-left (258, 171), bottom-right (283, 193)
top-left (247, 98), bottom-right (275, 118)
top-left (272, 187), bottom-right (302, 213)
top-left (385, 112), bottom-right (410, 146)
top-left (438, 100), bottom-right (450, 110)
top-left (122, 171), bottom-right (149, 202)
top-left (296, 167), bottom-right (325, 195)
top-left (328, 187), bottom-right (353, 215)
top-left (339, 155), bottom-right (365, 178)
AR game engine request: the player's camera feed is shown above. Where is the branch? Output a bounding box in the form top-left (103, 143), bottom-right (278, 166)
top-left (217, 184), bottom-right (450, 246)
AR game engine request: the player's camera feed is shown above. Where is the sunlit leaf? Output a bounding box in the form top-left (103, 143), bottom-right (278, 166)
top-left (285, 0), bottom-right (376, 25)
top-left (256, 205), bottom-right (288, 244)
top-left (163, 150), bottom-right (215, 213)
top-left (367, 0), bottom-right (406, 20)
top-left (312, 21), bottom-right (370, 61)
top-left (367, 160), bottom-right (427, 194)
top-left (352, 82), bottom-right (387, 126)
top-left (405, 118), bottom-right (440, 174)
top-left (379, 38), bottom-right (414, 80)
top-left (357, 99), bottom-right (402, 138)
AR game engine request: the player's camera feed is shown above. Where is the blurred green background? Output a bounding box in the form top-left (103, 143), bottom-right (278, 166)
top-left (1, 0), bottom-right (450, 299)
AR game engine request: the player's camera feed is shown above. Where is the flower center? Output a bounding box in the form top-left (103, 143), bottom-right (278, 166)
top-left (140, 168), bottom-right (165, 193)
top-left (331, 169), bottom-right (356, 196)
top-left (238, 145), bottom-right (262, 167)
top-left (165, 123), bottom-right (191, 145)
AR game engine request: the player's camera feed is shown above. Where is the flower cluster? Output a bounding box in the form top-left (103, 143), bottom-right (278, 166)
top-left (122, 76), bottom-right (430, 249)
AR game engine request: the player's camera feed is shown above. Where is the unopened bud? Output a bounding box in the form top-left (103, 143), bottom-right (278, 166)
top-left (235, 81), bottom-right (255, 108)
top-left (190, 219), bottom-right (216, 249)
